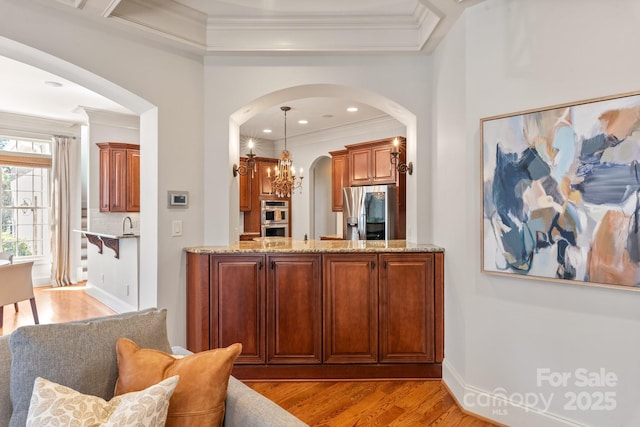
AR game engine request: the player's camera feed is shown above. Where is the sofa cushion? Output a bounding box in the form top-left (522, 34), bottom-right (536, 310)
top-left (114, 338), bottom-right (242, 427)
top-left (26, 375), bottom-right (178, 427)
top-left (9, 308), bottom-right (171, 427)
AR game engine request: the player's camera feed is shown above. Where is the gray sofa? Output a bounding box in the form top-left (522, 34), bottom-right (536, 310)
top-left (0, 308), bottom-right (308, 426)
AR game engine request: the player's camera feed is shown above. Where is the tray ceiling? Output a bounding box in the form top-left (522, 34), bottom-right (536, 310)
top-left (58, 0), bottom-right (486, 53)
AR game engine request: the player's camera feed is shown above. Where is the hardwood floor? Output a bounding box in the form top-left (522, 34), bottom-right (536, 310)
top-left (247, 381), bottom-right (498, 427)
top-left (0, 284), bottom-right (115, 335)
top-left (1, 285), bottom-right (497, 427)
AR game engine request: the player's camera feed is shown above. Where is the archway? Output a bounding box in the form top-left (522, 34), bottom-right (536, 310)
top-left (309, 155), bottom-right (332, 240)
top-left (0, 36), bottom-right (160, 308)
top-left (228, 83), bottom-right (417, 243)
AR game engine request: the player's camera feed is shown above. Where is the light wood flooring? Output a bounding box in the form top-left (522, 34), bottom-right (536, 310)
top-left (2, 285), bottom-right (497, 427)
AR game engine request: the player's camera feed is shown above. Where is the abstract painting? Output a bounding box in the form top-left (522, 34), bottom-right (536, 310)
top-left (481, 92), bottom-right (640, 289)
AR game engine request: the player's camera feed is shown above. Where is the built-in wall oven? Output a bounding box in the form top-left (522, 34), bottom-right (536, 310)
top-left (261, 200), bottom-right (289, 237)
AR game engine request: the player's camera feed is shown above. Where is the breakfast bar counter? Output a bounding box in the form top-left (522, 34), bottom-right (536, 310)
top-left (185, 239), bottom-right (444, 381)
top-left (185, 238), bottom-right (444, 254)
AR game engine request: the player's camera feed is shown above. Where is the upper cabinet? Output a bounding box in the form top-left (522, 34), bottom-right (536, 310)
top-left (331, 137), bottom-right (406, 239)
top-left (346, 138), bottom-right (399, 186)
top-left (258, 158), bottom-right (278, 198)
top-left (97, 142), bottom-right (140, 212)
top-left (329, 149), bottom-right (348, 212)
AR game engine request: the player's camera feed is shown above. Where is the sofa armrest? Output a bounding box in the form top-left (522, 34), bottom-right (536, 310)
top-left (171, 347), bottom-right (308, 427)
top-left (224, 376), bottom-right (308, 427)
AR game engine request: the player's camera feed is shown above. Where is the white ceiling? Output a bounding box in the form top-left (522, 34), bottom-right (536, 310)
top-left (0, 55), bottom-right (133, 125)
top-left (0, 0), bottom-right (484, 137)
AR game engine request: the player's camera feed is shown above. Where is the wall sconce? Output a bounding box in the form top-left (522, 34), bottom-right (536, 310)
top-left (232, 139), bottom-right (257, 177)
top-left (390, 137), bottom-right (413, 175)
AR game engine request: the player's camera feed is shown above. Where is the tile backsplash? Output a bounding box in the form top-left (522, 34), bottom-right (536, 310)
top-left (88, 209), bottom-right (141, 235)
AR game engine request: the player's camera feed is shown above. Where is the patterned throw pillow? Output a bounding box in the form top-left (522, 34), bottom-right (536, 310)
top-left (115, 338), bottom-right (242, 427)
top-left (26, 376), bottom-right (178, 427)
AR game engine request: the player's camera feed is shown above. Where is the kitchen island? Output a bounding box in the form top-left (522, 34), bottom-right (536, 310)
top-left (185, 239), bottom-right (444, 380)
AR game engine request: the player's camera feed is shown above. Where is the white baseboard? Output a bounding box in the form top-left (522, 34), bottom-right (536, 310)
top-left (442, 359), bottom-right (584, 427)
top-left (85, 281), bottom-right (136, 314)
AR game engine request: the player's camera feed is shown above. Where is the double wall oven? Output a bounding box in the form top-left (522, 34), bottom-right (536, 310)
top-left (261, 200), bottom-right (289, 237)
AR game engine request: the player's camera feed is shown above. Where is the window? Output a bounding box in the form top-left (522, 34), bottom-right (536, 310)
top-left (0, 137), bottom-right (52, 258)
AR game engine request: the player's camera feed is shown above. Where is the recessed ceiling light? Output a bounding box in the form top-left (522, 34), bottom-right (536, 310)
top-left (347, 107), bottom-right (358, 112)
top-left (44, 81), bottom-right (63, 88)
top-left (263, 129), bottom-right (272, 134)
top-left (298, 119), bottom-right (308, 125)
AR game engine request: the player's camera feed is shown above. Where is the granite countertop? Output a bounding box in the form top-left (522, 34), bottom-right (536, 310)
top-left (73, 229), bottom-right (140, 239)
top-left (185, 238), bottom-right (444, 254)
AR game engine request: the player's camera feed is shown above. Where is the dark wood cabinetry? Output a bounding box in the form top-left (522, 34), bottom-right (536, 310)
top-left (242, 157), bottom-right (291, 234)
top-left (258, 159), bottom-right (277, 197)
top-left (379, 253), bottom-right (435, 363)
top-left (210, 255), bottom-right (266, 364)
top-left (186, 249), bottom-right (443, 380)
top-left (346, 139), bottom-right (396, 186)
top-left (239, 158), bottom-right (252, 212)
top-left (323, 254), bottom-right (378, 364)
top-left (97, 142), bottom-right (140, 213)
top-left (329, 149), bottom-right (348, 212)
top-left (333, 137), bottom-right (406, 239)
top-left (267, 254), bottom-right (322, 364)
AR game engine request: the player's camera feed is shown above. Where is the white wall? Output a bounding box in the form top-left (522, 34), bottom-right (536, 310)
top-left (0, 0), bottom-right (204, 346)
top-left (434, 0), bottom-right (640, 425)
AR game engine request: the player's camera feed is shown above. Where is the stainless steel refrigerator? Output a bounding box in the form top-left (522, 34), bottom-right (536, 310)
top-left (342, 185), bottom-right (396, 240)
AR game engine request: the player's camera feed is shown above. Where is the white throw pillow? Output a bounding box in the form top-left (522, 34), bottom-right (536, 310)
top-left (26, 375), bottom-right (178, 427)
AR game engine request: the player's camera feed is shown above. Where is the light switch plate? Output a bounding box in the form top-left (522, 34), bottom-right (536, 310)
top-left (172, 220), bottom-right (183, 237)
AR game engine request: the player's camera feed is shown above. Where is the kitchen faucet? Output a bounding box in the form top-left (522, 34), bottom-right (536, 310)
top-left (122, 216), bottom-right (133, 235)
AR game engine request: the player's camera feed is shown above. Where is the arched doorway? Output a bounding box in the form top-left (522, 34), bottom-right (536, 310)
top-left (228, 83), bottom-right (417, 243)
top-left (309, 155), bottom-right (332, 240)
top-left (0, 37), bottom-right (160, 308)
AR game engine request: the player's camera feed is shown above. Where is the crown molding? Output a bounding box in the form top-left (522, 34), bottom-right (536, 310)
top-left (55, 0), bottom-right (88, 9)
top-left (98, 0), bottom-right (442, 53)
top-left (79, 107), bottom-right (140, 129)
top-left (108, 0), bottom-right (207, 49)
top-left (0, 111), bottom-right (81, 139)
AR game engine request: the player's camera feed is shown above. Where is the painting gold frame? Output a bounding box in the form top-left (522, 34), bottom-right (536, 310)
top-left (481, 91), bottom-right (640, 290)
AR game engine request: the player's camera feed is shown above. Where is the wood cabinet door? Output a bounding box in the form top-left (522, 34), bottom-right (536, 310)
top-left (210, 255), bottom-right (266, 364)
top-left (379, 253), bottom-right (435, 363)
top-left (323, 253), bottom-right (378, 364)
top-left (125, 149), bottom-right (140, 212)
top-left (186, 253), bottom-right (210, 353)
top-left (239, 158), bottom-right (252, 212)
top-left (267, 254), bottom-right (322, 364)
top-left (349, 147), bottom-right (372, 186)
top-left (371, 144), bottom-right (396, 184)
top-left (258, 159), bottom-right (276, 197)
top-left (330, 150), bottom-right (348, 212)
top-left (99, 148), bottom-right (110, 212)
top-left (109, 148), bottom-right (127, 212)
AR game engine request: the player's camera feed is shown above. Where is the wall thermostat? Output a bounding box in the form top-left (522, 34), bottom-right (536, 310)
top-left (168, 191), bottom-right (189, 208)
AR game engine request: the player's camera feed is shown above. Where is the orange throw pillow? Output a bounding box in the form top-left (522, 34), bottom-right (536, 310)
top-left (114, 338), bottom-right (242, 427)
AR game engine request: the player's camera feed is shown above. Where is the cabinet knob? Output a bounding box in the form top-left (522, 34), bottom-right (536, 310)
top-left (371, 261), bottom-right (375, 270)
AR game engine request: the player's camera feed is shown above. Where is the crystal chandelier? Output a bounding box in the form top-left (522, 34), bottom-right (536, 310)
top-left (268, 106), bottom-right (303, 197)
